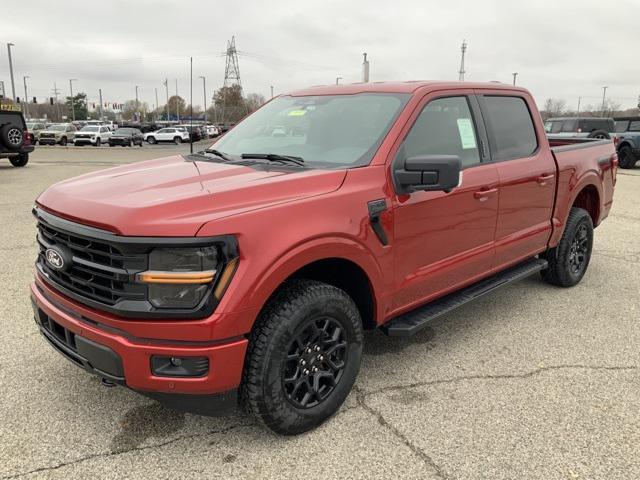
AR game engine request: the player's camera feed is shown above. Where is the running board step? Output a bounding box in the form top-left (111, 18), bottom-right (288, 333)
top-left (381, 258), bottom-right (548, 337)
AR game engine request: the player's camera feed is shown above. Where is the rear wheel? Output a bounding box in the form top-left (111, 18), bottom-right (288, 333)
top-left (588, 129), bottom-right (609, 139)
top-left (174, 136), bottom-right (182, 144)
top-left (540, 207), bottom-right (593, 287)
top-left (9, 153), bottom-right (29, 167)
top-left (618, 145), bottom-right (637, 169)
top-left (241, 280), bottom-right (363, 435)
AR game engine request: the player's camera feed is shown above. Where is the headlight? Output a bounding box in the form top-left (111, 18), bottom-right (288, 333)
top-left (137, 243), bottom-right (238, 310)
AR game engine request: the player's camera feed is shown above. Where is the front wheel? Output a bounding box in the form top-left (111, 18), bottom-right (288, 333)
top-left (540, 207), bottom-right (593, 287)
top-left (60, 137), bottom-right (67, 146)
top-left (618, 145), bottom-right (637, 169)
top-left (146, 136), bottom-right (156, 144)
top-left (241, 280), bottom-right (363, 435)
top-left (94, 138), bottom-right (101, 147)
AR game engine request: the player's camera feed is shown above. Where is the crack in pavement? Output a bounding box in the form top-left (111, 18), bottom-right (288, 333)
top-left (354, 386), bottom-right (451, 480)
top-left (1, 422), bottom-right (255, 480)
top-left (360, 364), bottom-right (638, 397)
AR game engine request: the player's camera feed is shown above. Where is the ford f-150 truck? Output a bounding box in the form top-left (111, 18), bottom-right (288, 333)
top-left (30, 81), bottom-right (617, 435)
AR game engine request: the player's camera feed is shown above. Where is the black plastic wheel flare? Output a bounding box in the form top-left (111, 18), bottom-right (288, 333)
top-left (569, 223), bottom-right (589, 274)
top-left (281, 316), bottom-right (348, 409)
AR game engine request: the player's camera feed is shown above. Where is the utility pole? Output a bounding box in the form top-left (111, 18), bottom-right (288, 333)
top-left (23, 76), bottom-right (30, 118)
top-left (98, 88), bottom-right (104, 121)
top-left (362, 53), bottom-right (370, 82)
top-left (175, 79), bottom-right (180, 122)
top-left (512, 72), bottom-right (518, 86)
top-left (601, 86), bottom-right (608, 116)
top-left (336, 77), bottom-right (342, 85)
top-left (199, 76), bottom-right (207, 123)
top-left (0, 80), bottom-right (5, 99)
top-left (163, 78), bottom-right (169, 121)
top-left (7, 43), bottom-right (16, 102)
top-left (458, 40), bottom-right (467, 81)
top-left (155, 87), bottom-right (159, 121)
top-left (69, 79), bottom-right (77, 122)
top-left (577, 97), bottom-right (582, 115)
top-left (270, 85), bottom-right (274, 98)
top-left (52, 82), bottom-right (61, 121)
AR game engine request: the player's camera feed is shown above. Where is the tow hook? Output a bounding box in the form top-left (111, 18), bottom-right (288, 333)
top-left (101, 378), bottom-right (117, 388)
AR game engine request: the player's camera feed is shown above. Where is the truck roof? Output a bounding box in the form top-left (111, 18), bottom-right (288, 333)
top-left (288, 80), bottom-right (529, 96)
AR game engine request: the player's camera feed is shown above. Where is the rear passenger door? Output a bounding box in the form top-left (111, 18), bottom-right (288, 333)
top-left (475, 92), bottom-right (556, 269)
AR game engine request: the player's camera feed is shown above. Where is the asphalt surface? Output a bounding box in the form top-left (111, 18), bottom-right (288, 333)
top-left (1, 147), bottom-right (639, 480)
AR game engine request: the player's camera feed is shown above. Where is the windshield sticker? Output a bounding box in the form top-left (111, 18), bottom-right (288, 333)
top-left (288, 110), bottom-right (307, 116)
top-left (457, 118), bottom-right (477, 150)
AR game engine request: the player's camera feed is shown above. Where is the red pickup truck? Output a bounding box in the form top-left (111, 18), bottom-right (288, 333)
top-left (31, 81), bottom-right (617, 434)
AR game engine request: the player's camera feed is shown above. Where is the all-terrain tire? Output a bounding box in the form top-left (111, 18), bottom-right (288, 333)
top-left (618, 145), bottom-right (637, 169)
top-left (241, 279), bottom-right (363, 435)
top-left (9, 153), bottom-right (28, 167)
top-left (0, 124), bottom-right (24, 150)
top-left (540, 207), bottom-right (593, 287)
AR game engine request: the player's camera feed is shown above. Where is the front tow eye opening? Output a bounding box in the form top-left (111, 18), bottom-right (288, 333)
top-left (101, 378), bottom-right (117, 388)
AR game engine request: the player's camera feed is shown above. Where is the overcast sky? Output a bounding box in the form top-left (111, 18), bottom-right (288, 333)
top-left (2, 0), bottom-right (639, 111)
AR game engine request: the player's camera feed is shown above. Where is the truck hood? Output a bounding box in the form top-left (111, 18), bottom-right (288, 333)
top-left (36, 155), bottom-right (346, 236)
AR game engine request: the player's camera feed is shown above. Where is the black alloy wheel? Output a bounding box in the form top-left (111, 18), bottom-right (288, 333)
top-left (281, 317), bottom-right (348, 409)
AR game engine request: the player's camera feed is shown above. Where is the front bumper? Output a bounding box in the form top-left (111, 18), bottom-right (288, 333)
top-left (73, 137), bottom-right (97, 145)
top-left (30, 277), bottom-right (248, 413)
top-left (38, 137), bottom-right (59, 145)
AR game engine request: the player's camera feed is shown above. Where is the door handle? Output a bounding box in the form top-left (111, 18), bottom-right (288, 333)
top-left (473, 188), bottom-right (498, 201)
top-left (536, 174), bottom-right (554, 185)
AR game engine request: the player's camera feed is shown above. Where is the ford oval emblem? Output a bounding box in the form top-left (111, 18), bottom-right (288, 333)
top-left (45, 248), bottom-right (65, 270)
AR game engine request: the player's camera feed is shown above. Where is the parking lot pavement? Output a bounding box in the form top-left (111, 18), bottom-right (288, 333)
top-left (1, 149), bottom-right (639, 480)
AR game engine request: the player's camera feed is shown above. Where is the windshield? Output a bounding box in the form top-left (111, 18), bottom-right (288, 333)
top-left (80, 126), bottom-right (100, 132)
top-left (26, 123), bottom-right (37, 129)
top-left (211, 93), bottom-right (410, 168)
top-left (614, 121), bottom-right (629, 133)
top-left (49, 125), bottom-right (67, 132)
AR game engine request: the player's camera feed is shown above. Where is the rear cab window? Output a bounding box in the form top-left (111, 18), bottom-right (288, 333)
top-left (481, 96), bottom-right (537, 161)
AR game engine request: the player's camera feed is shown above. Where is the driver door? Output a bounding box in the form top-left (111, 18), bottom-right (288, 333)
top-left (391, 93), bottom-right (500, 313)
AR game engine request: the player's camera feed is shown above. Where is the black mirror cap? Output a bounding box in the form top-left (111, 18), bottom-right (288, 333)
top-left (395, 154), bottom-right (462, 194)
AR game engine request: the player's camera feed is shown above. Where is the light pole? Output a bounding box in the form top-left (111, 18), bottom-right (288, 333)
top-left (155, 87), bottom-right (159, 121)
top-left (7, 43), bottom-right (16, 102)
top-left (69, 79), bottom-right (77, 122)
top-left (23, 76), bottom-right (30, 118)
top-left (512, 72), bottom-right (518, 86)
top-left (270, 85), bottom-right (274, 98)
top-left (199, 76), bottom-right (207, 123)
top-left (601, 86), bottom-right (608, 116)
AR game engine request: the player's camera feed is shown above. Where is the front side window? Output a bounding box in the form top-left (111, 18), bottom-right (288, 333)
top-left (401, 96), bottom-right (480, 168)
top-left (211, 93), bottom-right (410, 169)
top-left (484, 96), bottom-right (537, 160)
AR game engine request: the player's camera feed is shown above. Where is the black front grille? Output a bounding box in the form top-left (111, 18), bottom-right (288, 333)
top-left (36, 219), bottom-right (147, 306)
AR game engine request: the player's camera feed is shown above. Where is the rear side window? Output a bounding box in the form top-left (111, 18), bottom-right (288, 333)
top-left (402, 96), bottom-right (481, 168)
top-left (484, 96), bottom-right (537, 161)
top-left (629, 121), bottom-right (640, 131)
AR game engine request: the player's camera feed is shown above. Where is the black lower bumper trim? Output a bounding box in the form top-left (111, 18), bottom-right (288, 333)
top-left (140, 390), bottom-right (238, 416)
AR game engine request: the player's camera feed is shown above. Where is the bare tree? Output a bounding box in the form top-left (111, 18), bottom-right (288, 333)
top-left (541, 98), bottom-right (567, 120)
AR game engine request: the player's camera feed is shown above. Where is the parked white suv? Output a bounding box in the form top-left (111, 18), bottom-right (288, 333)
top-left (144, 127), bottom-right (190, 144)
top-left (73, 125), bottom-right (112, 146)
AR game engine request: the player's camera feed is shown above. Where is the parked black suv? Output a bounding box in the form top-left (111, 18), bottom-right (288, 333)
top-left (544, 117), bottom-right (614, 139)
top-left (0, 104), bottom-right (34, 167)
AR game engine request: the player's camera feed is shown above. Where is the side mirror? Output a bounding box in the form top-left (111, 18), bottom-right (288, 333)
top-left (394, 154), bottom-right (462, 193)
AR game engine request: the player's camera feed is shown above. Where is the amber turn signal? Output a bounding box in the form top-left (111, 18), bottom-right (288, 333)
top-left (137, 270), bottom-right (216, 284)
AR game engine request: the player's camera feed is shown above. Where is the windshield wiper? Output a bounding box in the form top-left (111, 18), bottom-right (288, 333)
top-left (240, 153), bottom-right (305, 166)
top-left (203, 148), bottom-right (233, 161)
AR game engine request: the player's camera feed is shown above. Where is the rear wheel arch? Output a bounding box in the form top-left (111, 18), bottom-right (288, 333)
top-left (571, 184), bottom-right (600, 226)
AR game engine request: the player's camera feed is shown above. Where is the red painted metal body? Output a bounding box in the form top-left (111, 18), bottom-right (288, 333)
top-left (30, 81), bottom-right (616, 397)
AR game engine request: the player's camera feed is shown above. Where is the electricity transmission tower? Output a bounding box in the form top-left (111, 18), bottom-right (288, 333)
top-left (221, 36), bottom-right (243, 122)
top-left (458, 40), bottom-right (467, 81)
